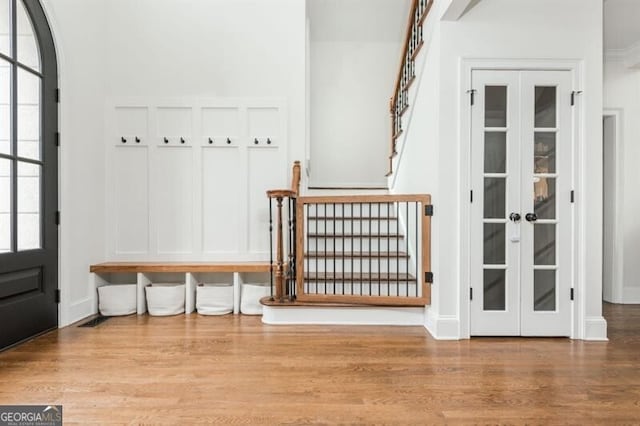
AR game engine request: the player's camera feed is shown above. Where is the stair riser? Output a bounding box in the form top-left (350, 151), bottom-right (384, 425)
top-left (305, 221), bottom-right (402, 234)
top-left (303, 259), bottom-right (413, 274)
top-left (303, 239), bottom-right (408, 252)
top-left (304, 204), bottom-right (398, 217)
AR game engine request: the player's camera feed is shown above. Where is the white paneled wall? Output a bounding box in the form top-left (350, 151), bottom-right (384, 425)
top-left (106, 98), bottom-right (287, 261)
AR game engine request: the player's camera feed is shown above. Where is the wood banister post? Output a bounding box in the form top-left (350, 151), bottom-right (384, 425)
top-left (291, 161), bottom-right (301, 196)
top-left (275, 196), bottom-right (285, 302)
top-left (267, 189), bottom-right (296, 303)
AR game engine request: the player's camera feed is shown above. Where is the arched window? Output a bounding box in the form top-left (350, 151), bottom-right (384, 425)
top-left (0, 0), bottom-right (58, 349)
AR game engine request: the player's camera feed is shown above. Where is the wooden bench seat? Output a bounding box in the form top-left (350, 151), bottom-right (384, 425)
top-left (89, 262), bottom-right (271, 274)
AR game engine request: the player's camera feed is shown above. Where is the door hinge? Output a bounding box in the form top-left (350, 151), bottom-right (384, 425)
top-left (55, 289), bottom-right (61, 304)
top-left (55, 88), bottom-right (60, 103)
top-left (55, 132), bottom-right (60, 147)
top-left (470, 190), bottom-right (473, 203)
top-left (571, 90), bottom-right (583, 106)
top-left (424, 204), bottom-right (434, 216)
top-left (425, 272), bottom-right (433, 283)
top-left (570, 288), bottom-right (574, 301)
top-left (55, 211), bottom-right (60, 226)
top-left (470, 287), bottom-right (473, 301)
top-left (570, 190), bottom-right (575, 203)
top-left (467, 89), bottom-right (476, 106)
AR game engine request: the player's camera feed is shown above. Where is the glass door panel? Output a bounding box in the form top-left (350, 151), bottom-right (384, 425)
top-left (17, 67), bottom-right (40, 160)
top-left (16, 0), bottom-right (39, 70)
top-left (520, 73), bottom-right (572, 336)
top-left (0, 157), bottom-right (10, 252)
top-left (0, 58), bottom-right (9, 155)
top-left (0, 0), bottom-right (10, 57)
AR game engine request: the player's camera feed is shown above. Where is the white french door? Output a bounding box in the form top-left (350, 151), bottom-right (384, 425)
top-left (470, 70), bottom-right (573, 336)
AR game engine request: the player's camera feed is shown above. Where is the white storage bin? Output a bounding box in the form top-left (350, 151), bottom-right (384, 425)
top-left (145, 283), bottom-right (185, 316)
top-left (240, 283), bottom-right (270, 315)
top-left (98, 284), bottom-right (137, 316)
top-left (196, 284), bottom-right (234, 315)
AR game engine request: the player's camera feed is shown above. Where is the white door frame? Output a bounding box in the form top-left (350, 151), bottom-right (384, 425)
top-left (602, 109), bottom-right (624, 303)
top-left (459, 59), bottom-right (584, 339)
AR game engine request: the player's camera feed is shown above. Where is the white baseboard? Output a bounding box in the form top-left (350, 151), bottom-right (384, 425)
top-left (584, 316), bottom-right (608, 341)
top-left (424, 310), bottom-right (460, 340)
top-left (262, 306), bottom-right (424, 326)
top-left (622, 287), bottom-right (640, 303)
top-left (60, 297), bottom-right (96, 327)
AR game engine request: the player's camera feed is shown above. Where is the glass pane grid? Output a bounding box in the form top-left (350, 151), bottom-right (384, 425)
top-left (534, 269), bottom-right (557, 312)
top-left (0, 0), bottom-right (11, 58)
top-left (534, 224), bottom-right (556, 265)
top-left (483, 269), bottom-right (506, 311)
top-left (0, 157), bottom-right (11, 252)
top-left (535, 86), bottom-right (557, 128)
top-left (17, 160), bottom-right (41, 250)
top-left (485, 86), bottom-right (507, 128)
top-left (16, 0), bottom-right (40, 72)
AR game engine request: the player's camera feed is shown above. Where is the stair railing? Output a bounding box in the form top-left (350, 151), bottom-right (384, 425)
top-left (387, 0), bottom-right (434, 176)
top-left (267, 161), bottom-right (301, 302)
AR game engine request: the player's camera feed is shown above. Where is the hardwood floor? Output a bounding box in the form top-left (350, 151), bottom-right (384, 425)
top-left (1, 303), bottom-right (639, 424)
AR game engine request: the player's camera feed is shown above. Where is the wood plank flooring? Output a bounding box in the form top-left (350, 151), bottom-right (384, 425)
top-left (1, 303), bottom-right (639, 424)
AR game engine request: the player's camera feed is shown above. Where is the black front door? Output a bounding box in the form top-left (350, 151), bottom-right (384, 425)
top-left (0, 0), bottom-right (58, 350)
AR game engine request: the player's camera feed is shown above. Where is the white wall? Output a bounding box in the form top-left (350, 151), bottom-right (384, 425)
top-left (392, 0), bottom-right (606, 339)
top-left (44, 0), bottom-right (306, 326)
top-left (42, 0), bottom-right (107, 326)
top-left (604, 58), bottom-right (640, 302)
top-left (310, 41), bottom-right (396, 187)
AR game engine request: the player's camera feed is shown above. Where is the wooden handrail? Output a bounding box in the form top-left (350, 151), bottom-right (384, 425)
top-left (391, 0), bottom-right (420, 110)
top-left (387, 0), bottom-right (434, 176)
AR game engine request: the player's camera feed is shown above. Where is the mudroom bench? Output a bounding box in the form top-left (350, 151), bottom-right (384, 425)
top-left (89, 262), bottom-right (271, 315)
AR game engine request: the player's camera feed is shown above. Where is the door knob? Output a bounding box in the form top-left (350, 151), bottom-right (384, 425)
top-left (509, 212), bottom-right (521, 222)
top-left (525, 212), bottom-right (538, 222)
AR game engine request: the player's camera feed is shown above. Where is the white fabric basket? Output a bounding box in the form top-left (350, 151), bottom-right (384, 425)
top-left (98, 284), bottom-right (137, 316)
top-left (240, 283), bottom-right (270, 315)
top-left (196, 284), bottom-right (234, 315)
top-left (145, 283), bottom-right (185, 316)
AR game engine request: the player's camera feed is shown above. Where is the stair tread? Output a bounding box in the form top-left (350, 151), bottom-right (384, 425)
top-left (305, 251), bottom-right (409, 258)
top-left (304, 272), bottom-right (417, 282)
top-left (307, 216), bottom-right (398, 221)
top-left (307, 233), bottom-right (404, 238)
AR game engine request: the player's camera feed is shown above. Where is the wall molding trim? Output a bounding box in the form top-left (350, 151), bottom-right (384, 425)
top-left (424, 310), bottom-right (460, 340)
top-left (583, 316), bottom-right (608, 341)
top-left (262, 306), bottom-right (425, 326)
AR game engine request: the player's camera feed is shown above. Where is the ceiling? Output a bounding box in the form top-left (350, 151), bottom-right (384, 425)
top-left (307, 0), bottom-right (412, 43)
top-left (604, 0), bottom-right (640, 51)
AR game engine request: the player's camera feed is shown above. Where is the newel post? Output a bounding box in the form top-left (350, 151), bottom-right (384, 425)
top-left (267, 189), bottom-right (296, 302)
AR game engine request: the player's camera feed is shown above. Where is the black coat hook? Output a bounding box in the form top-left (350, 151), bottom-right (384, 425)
top-left (267, 138), bottom-right (272, 145)
top-left (208, 138), bottom-right (213, 144)
top-left (164, 137), bottom-right (169, 144)
top-left (180, 137), bottom-right (185, 144)
top-left (135, 137), bottom-right (140, 143)
top-left (254, 138), bottom-right (259, 145)
top-left (121, 137), bottom-right (127, 144)
top-left (226, 138), bottom-right (231, 145)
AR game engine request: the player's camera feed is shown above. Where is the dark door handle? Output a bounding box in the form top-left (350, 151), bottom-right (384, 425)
top-left (509, 212), bottom-right (521, 222)
top-left (525, 213), bottom-right (538, 222)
